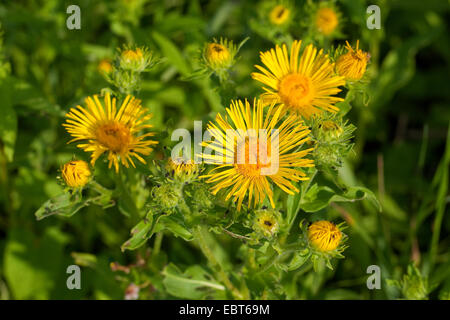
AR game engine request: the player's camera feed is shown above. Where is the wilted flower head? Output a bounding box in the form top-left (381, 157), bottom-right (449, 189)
top-left (253, 208), bottom-right (281, 238)
top-left (61, 160), bottom-right (91, 188)
top-left (124, 283), bottom-right (140, 300)
top-left (336, 40), bottom-right (370, 81)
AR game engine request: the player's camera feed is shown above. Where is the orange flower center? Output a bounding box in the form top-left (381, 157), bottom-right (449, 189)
top-left (234, 138), bottom-right (272, 177)
top-left (96, 122), bottom-right (132, 154)
top-left (278, 73), bottom-right (315, 111)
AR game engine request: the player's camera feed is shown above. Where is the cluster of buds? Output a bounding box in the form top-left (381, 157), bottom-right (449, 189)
top-left (98, 45), bottom-right (156, 94)
top-left (387, 264), bottom-right (430, 300)
top-left (150, 182), bottom-right (183, 214)
top-left (308, 115), bottom-right (355, 170)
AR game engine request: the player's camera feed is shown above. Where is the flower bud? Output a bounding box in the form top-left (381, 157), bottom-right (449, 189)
top-left (336, 40), bottom-right (370, 81)
top-left (308, 220), bottom-right (342, 252)
top-left (61, 160), bottom-right (91, 188)
top-left (253, 208), bottom-right (281, 238)
top-left (269, 5), bottom-right (290, 26)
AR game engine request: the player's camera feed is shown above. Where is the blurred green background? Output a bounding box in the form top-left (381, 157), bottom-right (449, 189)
top-left (0, 0), bottom-right (449, 299)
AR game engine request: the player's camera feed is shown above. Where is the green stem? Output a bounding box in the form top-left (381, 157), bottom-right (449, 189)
top-left (90, 180), bottom-right (113, 196)
top-left (193, 225), bottom-right (245, 299)
top-left (286, 168), bottom-right (317, 236)
top-left (153, 232), bottom-right (163, 256)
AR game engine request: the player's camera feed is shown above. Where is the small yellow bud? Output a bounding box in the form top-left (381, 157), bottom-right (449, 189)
top-left (166, 157), bottom-right (199, 183)
top-left (61, 160), bottom-right (91, 188)
top-left (316, 7), bottom-right (338, 36)
top-left (320, 120), bottom-right (343, 140)
top-left (98, 58), bottom-right (113, 74)
top-left (336, 40), bottom-right (370, 81)
top-left (205, 43), bottom-right (231, 68)
top-left (269, 5), bottom-right (290, 25)
top-left (308, 220), bottom-right (342, 252)
top-left (119, 47), bottom-right (149, 72)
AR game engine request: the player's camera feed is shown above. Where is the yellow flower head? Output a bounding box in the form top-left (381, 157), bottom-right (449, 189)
top-left (269, 4), bottom-right (290, 25)
top-left (61, 160), bottom-right (91, 188)
top-left (98, 58), bottom-right (113, 74)
top-left (63, 93), bottom-right (158, 172)
top-left (201, 99), bottom-right (314, 211)
top-left (336, 40), bottom-right (370, 81)
top-left (119, 47), bottom-right (151, 72)
top-left (252, 40), bottom-right (345, 118)
top-left (166, 157), bottom-right (199, 182)
top-left (316, 7), bottom-right (338, 36)
top-left (121, 48), bottom-right (143, 63)
top-left (308, 220), bottom-right (342, 252)
top-left (205, 42), bottom-right (232, 69)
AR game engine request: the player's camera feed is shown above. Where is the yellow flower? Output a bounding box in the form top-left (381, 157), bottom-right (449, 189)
top-left (166, 157), bottom-right (199, 182)
top-left (119, 47), bottom-right (151, 72)
top-left (308, 220), bottom-right (342, 252)
top-left (98, 58), bottom-right (113, 74)
top-left (336, 40), bottom-right (370, 81)
top-left (315, 7), bottom-right (338, 36)
top-left (61, 160), bottom-right (91, 188)
top-left (269, 5), bottom-right (290, 25)
top-left (63, 93), bottom-right (158, 172)
top-left (205, 42), bottom-right (231, 69)
top-left (121, 48), bottom-right (143, 63)
top-left (201, 99), bottom-right (314, 211)
top-left (252, 40), bottom-right (345, 118)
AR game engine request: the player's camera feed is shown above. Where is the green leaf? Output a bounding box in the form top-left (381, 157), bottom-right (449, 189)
top-left (34, 193), bottom-right (89, 220)
top-left (157, 215), bottom-right (193, 241)
top-left (162, 263), bottom-right (226, 299)
top-left (0, 78), bottom-right (17, 162)
top-left (153, 31), bottom-right (190, 76)
top-left (287, 249), bottom-right (311, 271)
top-left (300, 184), bottom-right (381, 213)
top-left (121, 214), bottom-right (162, 251)
top-left (4, 227), bottom-right (69, 299)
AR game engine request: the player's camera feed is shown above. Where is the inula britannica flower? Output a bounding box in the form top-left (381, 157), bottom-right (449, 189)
top-left (63, 93), bottom-right (157, 172)
top-left (252, 40), bottom-right (345, 118)
top-left (201, 98), bottom-right (314, 211)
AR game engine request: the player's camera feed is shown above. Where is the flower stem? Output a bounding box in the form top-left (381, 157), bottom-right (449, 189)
top-left (193, 224), bottom-right (245, 299)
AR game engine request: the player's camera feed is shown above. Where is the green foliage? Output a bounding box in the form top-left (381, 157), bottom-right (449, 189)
top-left (0, 0), bottom-right (448, 301)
